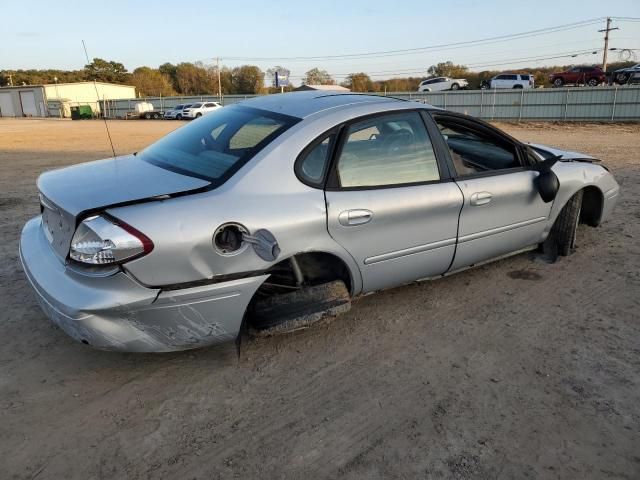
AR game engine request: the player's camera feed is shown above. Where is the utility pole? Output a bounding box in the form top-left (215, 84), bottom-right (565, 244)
top-left (216, 57), bottom-right (222, 102)
top-left (599, 17), bottom-right (619, 73)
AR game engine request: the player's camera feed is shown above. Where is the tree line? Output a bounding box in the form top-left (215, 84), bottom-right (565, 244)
top-left (1, 58), bottom-right (634, 96)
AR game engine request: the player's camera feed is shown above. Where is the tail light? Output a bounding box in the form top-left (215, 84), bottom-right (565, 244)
top-left (69, 215), bottom-right (153, 265)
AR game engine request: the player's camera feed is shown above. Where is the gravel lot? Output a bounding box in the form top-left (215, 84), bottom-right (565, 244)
top-left (1, 118), bottom-right (638, 479)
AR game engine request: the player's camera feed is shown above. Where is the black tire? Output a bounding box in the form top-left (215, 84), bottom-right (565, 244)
top-left (153, 112), bottom-right (160, 119)
top-left (176, 113), bottom-right (182, 120)
top-left (513, 84), bottom-right (523, 89)
top-left (587, 78), bottom-right (598, 87)
top-left (195, 112), bottom-right (202, 118)
top-left (546, 190), bottom-right (584, 257)
top-left (553, 78), bottom-right (564, 88)
top-left (144, 112), bottom-right (151, 119)
top-left (616, 73), bottom-right (629, 85)
top-left (451, 83), bottom-right (460, 90)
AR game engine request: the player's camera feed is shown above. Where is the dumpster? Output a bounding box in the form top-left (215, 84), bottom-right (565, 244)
top-left (70, 105), bottom-right (93, 120)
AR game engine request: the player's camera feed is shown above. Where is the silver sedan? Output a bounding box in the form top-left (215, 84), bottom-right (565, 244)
top-left (20, 92), bottom-right (620, 352)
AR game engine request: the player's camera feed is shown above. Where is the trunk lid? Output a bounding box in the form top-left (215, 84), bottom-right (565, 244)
top-left (37, 154), bottom-right (209, 260)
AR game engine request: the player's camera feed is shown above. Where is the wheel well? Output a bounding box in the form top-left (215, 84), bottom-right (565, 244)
top-left (256, 252), bottom-right (353, 295)
top-left (244, 252), bottom-right (353, 330)
top-left (580, 186), bottom-right (604, 227)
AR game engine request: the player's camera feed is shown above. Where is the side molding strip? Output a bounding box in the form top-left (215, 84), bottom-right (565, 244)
top-left (458, 216), bottom-right (547, 243)
top-left (364, 238), bottom-right (457, 265)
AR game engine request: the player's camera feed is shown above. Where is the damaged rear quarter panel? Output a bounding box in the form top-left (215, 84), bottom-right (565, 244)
top-left (109, 118), bottom-right (365, 293)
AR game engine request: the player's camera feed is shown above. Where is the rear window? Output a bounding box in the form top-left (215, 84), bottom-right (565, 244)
top-left (520, 75), bottom-right (530, 80)
top-left (138, 105), bottom-right (299, 183)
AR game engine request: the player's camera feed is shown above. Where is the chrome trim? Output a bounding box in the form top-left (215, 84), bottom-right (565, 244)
top-left (364, 237), bottom-right (457, 265)
top-left (458, 216), bottom-right (547, 243)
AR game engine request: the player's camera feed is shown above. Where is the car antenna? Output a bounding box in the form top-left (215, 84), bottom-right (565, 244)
top-left (82, 40), bottom-right (117, 158)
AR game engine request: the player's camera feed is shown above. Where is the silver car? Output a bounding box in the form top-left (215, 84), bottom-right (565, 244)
top-left (163, 104), bottom-right (192, 120)
top-left (20, 92), bottom-right (620, 352)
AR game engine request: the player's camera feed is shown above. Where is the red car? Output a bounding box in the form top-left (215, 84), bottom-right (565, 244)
top-left (549, 66), bottom-right (605, 87)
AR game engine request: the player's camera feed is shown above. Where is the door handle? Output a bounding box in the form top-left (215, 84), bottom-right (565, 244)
top-left (470, 192), bottom-right (493, 206)
top-left (338, 209), bottom-right (373, 226)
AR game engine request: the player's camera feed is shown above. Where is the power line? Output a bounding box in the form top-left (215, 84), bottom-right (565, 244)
top-left (221, 18), bottom-right (604, 62)
top-left (286, 48), bottom-right (606, 79)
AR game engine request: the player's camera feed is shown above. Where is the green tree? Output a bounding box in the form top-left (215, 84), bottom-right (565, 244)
top-left (427, 61), bottom-right (469, 79)
top-left (374, 77), bottom-right (423, 93)
top-left (342, 72), bottom-right (373, 92)
top-left (174, 62), bottom-right (216, 94)
top-left (231, 65), bottom-right (265, 94)
top-left (159, 62), bottom-right (178, 90)
top-left (84, 58), bottom-right (129, 83)
top-left (302, 67), bottom-right (335, 85)
top-left (130, 67), bottom-right (176, 96)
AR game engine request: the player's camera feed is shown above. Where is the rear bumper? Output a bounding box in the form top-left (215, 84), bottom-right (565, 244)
top-left (20, 217), bottom-right (267, 352)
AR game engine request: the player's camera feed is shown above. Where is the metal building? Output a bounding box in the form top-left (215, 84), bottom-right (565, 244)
top-left (0, 82), bottom-right (136, 118)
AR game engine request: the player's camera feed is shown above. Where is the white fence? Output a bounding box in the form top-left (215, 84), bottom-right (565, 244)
top-left (100, 86), bottom-right (640, 121)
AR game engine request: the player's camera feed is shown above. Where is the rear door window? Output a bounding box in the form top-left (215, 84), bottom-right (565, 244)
top-left (335, 111), bottom-right (440, 188)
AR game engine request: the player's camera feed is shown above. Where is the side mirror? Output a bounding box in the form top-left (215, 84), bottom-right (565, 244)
top-left (533, 154), bottom-right (562, 203)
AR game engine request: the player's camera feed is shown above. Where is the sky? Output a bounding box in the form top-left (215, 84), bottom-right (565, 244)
top-left (2, 0), bottom-right (639, 83)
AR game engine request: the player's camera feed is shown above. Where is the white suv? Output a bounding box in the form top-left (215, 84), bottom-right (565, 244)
top-left (484, 73), bottom-right (534, 89)
top-left (182, 102), bottom-right (222, 119)
top-left (417, 77), bottom-right (468, 92)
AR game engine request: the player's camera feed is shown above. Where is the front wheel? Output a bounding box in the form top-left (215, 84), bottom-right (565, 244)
top-left (176, 113), bottom-right (182, 120)
top-left (195, 112), bottom-right (202, 118)
top-left (544, 190), bottom-right (583, 257)
top-left (451, 83), bottom-right (460, 90)
top-left (553, 78), bottom-right (564, 88)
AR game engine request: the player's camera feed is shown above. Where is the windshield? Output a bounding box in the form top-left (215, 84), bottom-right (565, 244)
top-left (138, 105), bottom-right (300, 183)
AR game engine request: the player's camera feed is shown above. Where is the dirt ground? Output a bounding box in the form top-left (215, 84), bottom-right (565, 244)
top-left (1, 118), bottom-right (639, 479)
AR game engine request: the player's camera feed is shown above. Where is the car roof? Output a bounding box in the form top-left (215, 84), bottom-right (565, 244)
top-left (235, 91), bottom-right (406, 119)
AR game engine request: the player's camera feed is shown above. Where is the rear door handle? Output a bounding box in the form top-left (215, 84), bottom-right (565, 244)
top-left (338, 209), bottom-right (373, 226)
top-left (470, 192), bottom-right (493, 206)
